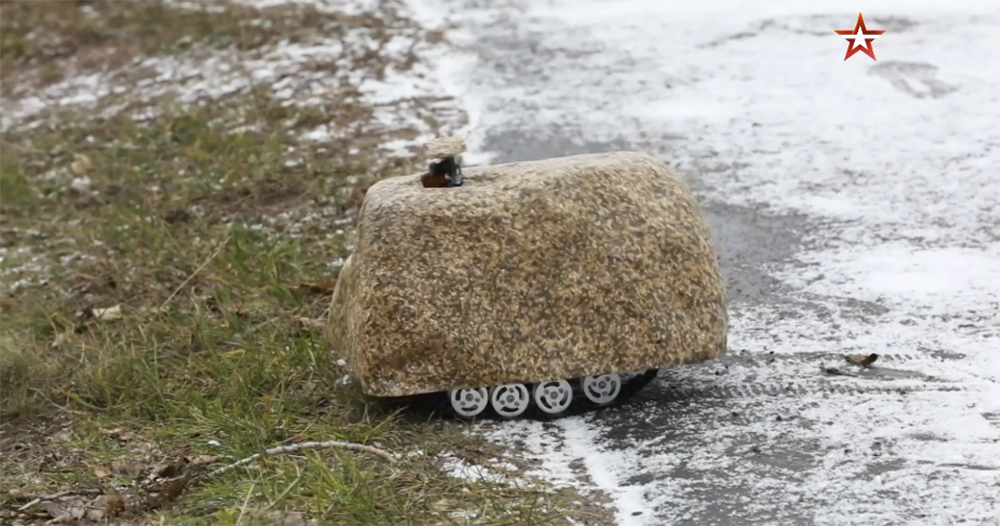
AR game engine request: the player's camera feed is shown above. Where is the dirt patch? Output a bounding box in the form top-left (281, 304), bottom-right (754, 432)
top-left (193, 176), bottom-right (311, 220)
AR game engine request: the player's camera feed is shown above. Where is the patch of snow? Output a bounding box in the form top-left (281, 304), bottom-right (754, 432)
top-left (398, 0), bottom-right (491, 166)
top-left (163, 0), bottom-right (229, 13)
top-left (784, 243), bottom-right (1000, 314)
top-left (435, 452), bottom-right (513, 485)
top-left (230, 0), bottom-right (382, 16)
top-left (1, 0), bottom-right (468, 153)
top-left (70, 177), bottom-right (92, 191)
top-left (556, 418), bottom-right (654, 525)
top-left (479, 420), bottom-right (582, 489)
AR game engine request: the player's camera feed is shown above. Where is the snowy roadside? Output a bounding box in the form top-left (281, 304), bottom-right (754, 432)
top-left (398, 0), bottom-right (1000, 524)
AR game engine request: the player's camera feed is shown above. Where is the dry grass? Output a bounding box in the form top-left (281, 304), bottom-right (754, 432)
top-left (0, 1), bottom-right (609, 524)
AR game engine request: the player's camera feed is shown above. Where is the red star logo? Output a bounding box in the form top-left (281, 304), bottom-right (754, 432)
top-left (835, 12), bottom-right (886, 61)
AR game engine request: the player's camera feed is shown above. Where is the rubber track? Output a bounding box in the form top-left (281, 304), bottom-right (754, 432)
top-left (371, 350), bottom-right (972, 422)
top-left (527, 369), bottom-right (661, 421)
top-left (377, 369), bottom-right (660, 422)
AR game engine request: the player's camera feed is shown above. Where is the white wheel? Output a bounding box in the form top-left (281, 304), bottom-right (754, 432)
top-left (448, 387), bottom-right (489, 418)
top-left (532, 379), bottom-right (573, 415)
top-left (580, 373), bottom-right (622, 405)
top-left (490, 383), bottom-right (530, 419)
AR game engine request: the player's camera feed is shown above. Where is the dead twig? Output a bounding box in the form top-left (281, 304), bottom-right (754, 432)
top-left (235, 483), bottom-right (256, 526)
top-left (159, 235), bottom-right (231, 310)
top-left (194, 440), bottom-right (395, 483)
top-left (16, 489), bottom-right (104, 512)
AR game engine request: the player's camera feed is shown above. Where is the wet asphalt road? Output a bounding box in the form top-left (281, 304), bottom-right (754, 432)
top-left (479, 119), bottom-right (874, 526)
top-left (404, 0), bottom-right (1000, 524)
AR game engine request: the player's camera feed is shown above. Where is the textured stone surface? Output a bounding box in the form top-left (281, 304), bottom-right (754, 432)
top-left (327, 151), bottom-right (727, 397)
top-left (426, 136), bottom-right (466, 159)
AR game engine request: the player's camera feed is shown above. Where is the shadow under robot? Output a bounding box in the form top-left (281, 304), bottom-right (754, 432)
top-left (327, 137), bottom-right (728, 420)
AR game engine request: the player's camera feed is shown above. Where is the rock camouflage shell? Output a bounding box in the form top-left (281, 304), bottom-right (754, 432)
top-left (327, 151), bottom-right (728, 418)
top-left (425, 136), bottom-right (466, 160)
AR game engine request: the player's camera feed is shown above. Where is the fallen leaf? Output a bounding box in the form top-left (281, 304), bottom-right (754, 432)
top-left (186, 455), bottom-right (217, 466)
top-left (50, 332), bottom-right (70, 349)
top-left (101, 427), bottom-right (136, 442)
top-left (8, 488), bottom-right (33, 502)
top-left (111, 460), bottom-right (144, 478)
top-left (70, 153), bottom-right (92, 176)
top-left (297, 317), bottom-right (325, 329)
top-left (45, 512), bottom-right (74, 525)
top-left (844, 353), bottom-right (879, 367)
top-left (156, 473), bottom-right (192, 505)
top-left (42, 501), bottom-right (86, 524)
top-left (99, 493), bottom-right (126, 516)
top-left (69, 506), bottom-right (86, 521)
top-left (92, 305), bottom-right (122, 321)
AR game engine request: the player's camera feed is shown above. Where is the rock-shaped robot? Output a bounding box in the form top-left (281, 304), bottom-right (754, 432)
top-left (327, 139), bottom-right (727, 420)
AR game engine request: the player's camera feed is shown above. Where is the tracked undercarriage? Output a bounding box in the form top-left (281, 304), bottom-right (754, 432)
top-left (438, 369), bottom-right (661, 420)
top-left (327, 143), bottom-right (729, 422)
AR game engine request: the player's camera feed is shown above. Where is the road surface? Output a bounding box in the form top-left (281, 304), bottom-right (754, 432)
top-left (405, 0), bottom-right (1000, 524)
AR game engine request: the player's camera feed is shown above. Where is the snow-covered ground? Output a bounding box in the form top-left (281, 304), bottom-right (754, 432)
top-left (401, 0), bottom-right (1000, 524)
top-left (0, 0), bottom-right (467, 157)
top-left (0, 0), bottom-right (469, 286)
